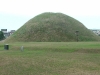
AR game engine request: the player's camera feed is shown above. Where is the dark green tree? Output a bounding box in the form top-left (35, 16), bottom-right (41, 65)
top-left (0, 31), bottom-right (5, 41)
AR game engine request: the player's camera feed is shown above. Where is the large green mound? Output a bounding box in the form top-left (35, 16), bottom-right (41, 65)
top-left (6, 12), bottom-right (100, 42)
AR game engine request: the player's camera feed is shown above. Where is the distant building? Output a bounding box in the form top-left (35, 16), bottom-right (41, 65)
top-left (1, 29), bottom-right (16, 38)
top-left (9, 30), bottom-right (15, 35)
top-left (1, 29), bottom-right (9, 38)
top-left (91, 29), bottom-right (100, 36)
top-left (1, 29), bottom-right (7, 33)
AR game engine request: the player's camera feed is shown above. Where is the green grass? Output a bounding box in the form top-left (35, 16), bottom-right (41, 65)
top-left (0, 42), bottom-right (100, 75)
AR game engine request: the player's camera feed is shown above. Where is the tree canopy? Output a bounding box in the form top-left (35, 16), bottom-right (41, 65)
top-left (0, 31), bottom-right (5, 41)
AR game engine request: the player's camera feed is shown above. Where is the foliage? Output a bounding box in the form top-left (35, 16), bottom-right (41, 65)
top-left (0, 31), bottom-right (5, 41)
top-left (6, 12), bottom-right (100, 42)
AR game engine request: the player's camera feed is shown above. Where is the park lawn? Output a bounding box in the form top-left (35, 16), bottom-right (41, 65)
top-left (0, 42), bottom-right (100, 75)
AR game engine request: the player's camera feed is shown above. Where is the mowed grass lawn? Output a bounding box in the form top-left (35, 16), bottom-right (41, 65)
top-left (0, 42), bottom-right (100, 75)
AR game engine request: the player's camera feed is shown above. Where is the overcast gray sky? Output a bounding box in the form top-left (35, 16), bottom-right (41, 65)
top-left (0, 0), bottom-right (100, 31)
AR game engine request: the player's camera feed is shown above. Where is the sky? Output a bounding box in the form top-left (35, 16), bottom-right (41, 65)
top-left (0, 0), bottom-right (100, 31)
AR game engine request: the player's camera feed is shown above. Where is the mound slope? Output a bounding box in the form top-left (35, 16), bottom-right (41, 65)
top-left (6, 12), bottom-right (100, 42)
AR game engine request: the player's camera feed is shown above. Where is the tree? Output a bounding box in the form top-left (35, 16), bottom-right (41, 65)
top-left (0, 31), bottom-right (5, 41)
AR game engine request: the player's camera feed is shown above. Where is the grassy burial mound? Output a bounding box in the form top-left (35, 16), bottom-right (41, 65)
top-left (6, 12), bottom-right (100, 42)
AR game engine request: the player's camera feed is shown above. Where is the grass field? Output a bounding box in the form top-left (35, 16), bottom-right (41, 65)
top-left (0, 42), bottom-right (100, 75)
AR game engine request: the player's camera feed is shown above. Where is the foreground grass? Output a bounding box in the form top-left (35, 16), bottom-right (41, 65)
top-left (0, 42), bottom-right (100, 75)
